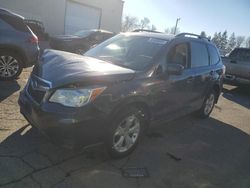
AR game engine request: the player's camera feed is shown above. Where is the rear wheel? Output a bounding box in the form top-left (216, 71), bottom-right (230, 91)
top-left (197, 90), bottom-right (216, 118)
top-left (106, 106), bottom-right (147, 158)
top-left (0, 51), bottom-right (23, 81)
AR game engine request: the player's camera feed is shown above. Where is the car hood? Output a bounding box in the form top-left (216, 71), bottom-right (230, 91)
top-left (33, 50), bottom-right (135, 88)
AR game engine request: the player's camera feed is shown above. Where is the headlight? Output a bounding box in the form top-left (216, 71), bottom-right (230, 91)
top-left (49, 86), bottom-right (106, 107)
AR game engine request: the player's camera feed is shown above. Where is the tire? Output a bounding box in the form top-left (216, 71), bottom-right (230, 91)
top-left (105, 106), bottom-right (147, 159)
top-left (0, 50), bottom-right (23, 81)
top-left (197, 90), bottom-right (216, 118)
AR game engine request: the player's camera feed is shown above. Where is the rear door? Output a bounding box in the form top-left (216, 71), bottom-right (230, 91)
top-left (190, 41), bottom-right (214, 109)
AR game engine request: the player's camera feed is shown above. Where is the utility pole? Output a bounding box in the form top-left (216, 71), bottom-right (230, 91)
top-left (174, 18), bottom-right (181, 34)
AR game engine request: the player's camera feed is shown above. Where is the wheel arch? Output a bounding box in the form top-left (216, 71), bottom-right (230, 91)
top-left (109, 97), bottom-right (152, 124)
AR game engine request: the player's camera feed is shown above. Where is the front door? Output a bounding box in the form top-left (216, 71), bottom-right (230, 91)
top-left (152, 42), bottom-right (195, 121)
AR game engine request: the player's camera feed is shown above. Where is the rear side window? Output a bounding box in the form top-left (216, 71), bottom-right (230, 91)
top-left (208, 45), bottom-right (220, 65)
top-left (0, 18), bottom-right (11, 30)
top-left (191, 42), bottom-right (209, 67)
top-left (0, 15), bottom-right (29, 32)
top-left (229, 49), bottom-right (239, 58)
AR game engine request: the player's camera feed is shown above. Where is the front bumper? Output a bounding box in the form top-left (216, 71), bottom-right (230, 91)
top-left (224, 74), bottom-right (250, 85)
top-left (18, 90), bottom-right (107, 148)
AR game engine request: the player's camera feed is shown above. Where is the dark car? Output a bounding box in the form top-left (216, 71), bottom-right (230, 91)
top-left (24, 19), bottom-right (49, 41)
top-left (19, 32), bottom-right (224, 158)
top-left (49, 29), bottom-right (115, 54)
top-left (0, 8), bottom-right (40, 80)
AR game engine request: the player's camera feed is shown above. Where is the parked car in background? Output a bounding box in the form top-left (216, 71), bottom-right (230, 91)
top-left (24, 19), bottom-right (49, 41)
top-left (49, 29), bottom-right (115, 54)
top-left (0, 8), bottom-right (39, 80)
top-left (222, 48), bottom-right (250, 85)
top-left (19, 32), bottom-right (224, 158)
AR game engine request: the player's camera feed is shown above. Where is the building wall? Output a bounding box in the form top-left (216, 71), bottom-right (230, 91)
top-left (0, 0), bottom-right (123, 35)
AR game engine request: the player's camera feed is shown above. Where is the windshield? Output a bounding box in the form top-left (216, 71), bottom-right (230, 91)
top-left (85, 34), bottom-right (168, 70)
top-left (74, 30), bottom-right (93, 37)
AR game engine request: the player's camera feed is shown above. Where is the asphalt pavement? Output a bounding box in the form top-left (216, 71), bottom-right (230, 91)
top-left (0, 69), bottom-right (250, 188)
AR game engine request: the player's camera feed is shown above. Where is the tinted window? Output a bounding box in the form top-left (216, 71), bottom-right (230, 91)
top-left (85, 35), bottom-right (168, 70)
top-left (191, 42), bottom-right (209, 67)
top-left (0, 15), bottom-right (29, 32)
top-left (238, 49), bottom-right (250, 62)
top-left (229, 49), bottom-right (239, 58)
top-left (167, 43), bottom-right (189, 68)
top-left (208, 45), bottom-right (220, 65)
top-left (0, 18), bottom-right (11, 30)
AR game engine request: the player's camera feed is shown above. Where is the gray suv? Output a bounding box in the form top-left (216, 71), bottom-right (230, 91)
top-left (0, 8), bottom-right (40, 80)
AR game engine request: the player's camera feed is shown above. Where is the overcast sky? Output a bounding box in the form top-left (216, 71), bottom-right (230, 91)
top-left (123, 0), bottom-right (250, 37)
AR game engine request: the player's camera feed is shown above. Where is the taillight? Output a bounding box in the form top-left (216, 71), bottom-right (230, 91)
top-left (29, 35), bottom-right (38, 44)
top-left (26, 25), bottom-right (39, 44)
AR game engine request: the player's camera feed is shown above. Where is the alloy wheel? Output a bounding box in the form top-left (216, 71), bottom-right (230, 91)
top-left (0, 55), bottom-right (20, 78)
top-left (112, 115), bottom-right (140, 153)
top-left (204, 93), bottom-right (215, 115)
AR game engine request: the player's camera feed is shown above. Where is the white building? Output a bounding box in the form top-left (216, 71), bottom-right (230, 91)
top-left (0, 0), bottom-right (124, 35)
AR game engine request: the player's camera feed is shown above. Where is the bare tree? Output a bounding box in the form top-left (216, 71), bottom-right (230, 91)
top-left (164, 26), bottom-right (180, 34)
top-left (139, 17), bottom-right (150, 29)
top-left (221, 30), bottom-right (228, 51)
top-left (236, 36), bottom-right (245, 47)
top-left (245, 37), bottom-right (250, 48)
top-left (164, 28), bottom-right (170, 34)
top-left (151, 24), bottom-right (157, 31)
top-left (227, 32), bottom-right (236, 53)
top-left (121, 16), bottom-right (139, 32)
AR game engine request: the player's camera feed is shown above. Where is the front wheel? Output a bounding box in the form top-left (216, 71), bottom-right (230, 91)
top-left (197, 90), bottom-right (216, 118)
top-left (105, 106), bottom-right (147, 159)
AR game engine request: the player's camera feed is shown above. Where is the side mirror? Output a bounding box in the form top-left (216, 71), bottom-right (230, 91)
top-left (167, 64), bottom-right (184, 75)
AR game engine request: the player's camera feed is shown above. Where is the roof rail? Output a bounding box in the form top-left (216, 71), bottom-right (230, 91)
top-left (133, 29), bottom-right (162, 33)
top-left (176, 33), bottom-right (210, 41)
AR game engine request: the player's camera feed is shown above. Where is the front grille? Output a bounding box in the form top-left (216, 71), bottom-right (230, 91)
top-left (26, 76), bottom-right (52, 104)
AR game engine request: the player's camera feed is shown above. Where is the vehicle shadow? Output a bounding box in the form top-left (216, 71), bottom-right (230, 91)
top-left (121, 116), bottom-right (250, 188)
top-left (0, 80), bottom-right (20, 102)
top-left (222, 85), bottom-right (250, 109)
top-left (0, 116), bottom-right (249, 187)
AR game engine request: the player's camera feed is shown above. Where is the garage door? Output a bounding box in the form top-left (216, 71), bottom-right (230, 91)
top-left (65, 1), bottom-right (101, 34)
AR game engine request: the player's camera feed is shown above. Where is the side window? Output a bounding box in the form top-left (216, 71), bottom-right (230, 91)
top-left (208, 45), bottom-right (220, 65)
top-left (238, 50), bottom-right (250, 61)
top-left (167, 43), bottom-right (189, 68)
top-left (0, 15), bottom-right (29, 32)
top-left (0, 19), bottom-right (11, 30)
top-left (190, 42), bottom-right (209, 68)
top-left (229, 49), bottom-right (239, 59)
